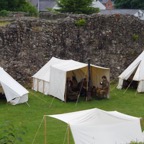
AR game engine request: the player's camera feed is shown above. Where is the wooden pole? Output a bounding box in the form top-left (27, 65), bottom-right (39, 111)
top-left (123, 80), bottom-right (133, 94)
top-left (44, 115), bottom-right (47, 144)
top-left (67, 124), bottom-right (70, 144)
top-left (87, 58), bottom-right (91, 101)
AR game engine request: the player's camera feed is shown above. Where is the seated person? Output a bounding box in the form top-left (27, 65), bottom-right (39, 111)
top-left (96, 76), bottom-right (109, 99)
top-left (66, 77), bottom-right (78, 101)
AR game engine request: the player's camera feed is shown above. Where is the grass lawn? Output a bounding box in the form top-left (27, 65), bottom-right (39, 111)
top-left (0, 84), bottom-right (144, 144)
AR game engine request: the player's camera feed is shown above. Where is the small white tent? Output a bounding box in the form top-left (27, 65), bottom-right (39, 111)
top-left (134, 10), bottom-right (144, 20)
top-left (48, 108), bottom-right (144, 144)
top-left (0, 67), bottom-right (29, 105)
top-left (117, 51), bottom-right (144, 92)
top-left (32, 57), bottom-right (110, 101)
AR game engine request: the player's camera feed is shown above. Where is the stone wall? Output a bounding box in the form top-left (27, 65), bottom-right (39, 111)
top-left (0, 13), bottom-right (144, 87)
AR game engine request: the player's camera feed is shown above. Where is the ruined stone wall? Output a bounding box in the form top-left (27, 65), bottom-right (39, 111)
top-left (0, 13), bottom-right (144, 87)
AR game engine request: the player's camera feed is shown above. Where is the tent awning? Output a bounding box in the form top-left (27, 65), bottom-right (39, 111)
top-left (48, 108), bottom-right (144, 144)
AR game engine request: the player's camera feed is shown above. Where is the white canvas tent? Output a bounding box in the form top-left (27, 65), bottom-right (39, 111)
top-left (32, 57), bottom-right (110, 101)
top-left (117, 51), bottom-right (144, 92)
top-left (48, 108), bottom-right (144, 144)
top-left (0, 67), bottom-right (29, 105)
top-left (134, 10), bottom-right (144, 20)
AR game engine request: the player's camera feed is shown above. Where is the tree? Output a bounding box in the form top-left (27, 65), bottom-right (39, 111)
top-left (0, 0), bottom-right (26, 11)
top-left (57, 0), bottom-right (99, 14)
top-left (114, 0), bottom-right (144, 9)
top-left (0, 0), bottom-right (38, 16)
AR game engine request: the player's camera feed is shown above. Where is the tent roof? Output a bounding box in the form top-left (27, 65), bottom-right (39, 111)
top-left (0, 67), bottom-right (29, 96)
top-left (32, 57), bottom-right (66, 81)
top-left (51, 60), bottom-right (87, 72)
top-left (48, 108), bottom-right (144, 144)
top-left (33, 57), bottom-right (110, 82)
top-left (119, 51), bottom-right (144, 81)
top-left (49, 108), bottom-right (140, 125)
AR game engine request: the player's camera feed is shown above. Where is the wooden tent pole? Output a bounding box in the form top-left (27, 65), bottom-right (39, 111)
top-left (87, 58), bottom-right (91, 101)
top-left (67, 124), bottom-right (70, 144)
top-left (44, 115), bottom-right (47, 144)
top-left (123, 80), bottom-right (133, 94)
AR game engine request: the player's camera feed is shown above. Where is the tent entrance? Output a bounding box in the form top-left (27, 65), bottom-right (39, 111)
top-left (65, 69), bottom-right (87, 102)
top-left (123, 80), bottom-right (138, 90)
top-left (0, 85), bottom-right (6, 101)
top-left (122, 69), bottom-right (139, 90)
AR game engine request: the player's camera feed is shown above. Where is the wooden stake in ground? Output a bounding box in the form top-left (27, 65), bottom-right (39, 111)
top-left (44, 115), bottom-right (47, 144)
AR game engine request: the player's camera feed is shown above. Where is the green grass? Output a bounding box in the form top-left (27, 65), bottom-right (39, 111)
top-left (0, 84), bottom-right (144, 144)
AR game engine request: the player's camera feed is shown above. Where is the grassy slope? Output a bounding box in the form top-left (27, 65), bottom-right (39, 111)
top-left (0, 84), bottom-right (144, 144)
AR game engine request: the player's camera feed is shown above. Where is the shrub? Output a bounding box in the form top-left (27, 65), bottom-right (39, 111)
top-left (132, 34), bottom-right (139, 41)
top-left (19, 2), bottom-right (38, 17)
top-left (0, 10), bottom-right (9, 17)
top-left (75, 18), bottom-right (86, 27)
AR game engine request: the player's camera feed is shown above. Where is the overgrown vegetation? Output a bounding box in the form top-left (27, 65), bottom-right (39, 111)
top-left (132, 34), bottom-right (139, 41)
top-left (75, 18), bottom-right (87, 26)
top-left (0, 10), bottom-right (9, 17)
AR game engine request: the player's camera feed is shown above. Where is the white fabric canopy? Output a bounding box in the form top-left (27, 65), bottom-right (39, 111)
top-left (32, 57), bottom-right (110, 101)
top-left (0, 67), bottom-right (28, 105)
top-left (117, 51), bottom-right (144, 92)
top-left (49, 108), bottom-right (144, 144)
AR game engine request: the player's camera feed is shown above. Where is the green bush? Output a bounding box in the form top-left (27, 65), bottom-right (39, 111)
top-left (132, 34), bottom-right (139, 41)
top-left (0, 10), bottom-right (9, 17)
top-left (19, 2), bottom-right (38, 16)
top-left (75, 18), bottom-right (86, 27)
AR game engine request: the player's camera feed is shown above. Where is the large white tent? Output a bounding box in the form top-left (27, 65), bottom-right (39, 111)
top-left (48, 108), bottom-right (144, 144)
top-left (0, 67), bottom-right (29, 105)
top-left (32, 57), bottom-right (110, 101)
top-left (117, 51), bottom-right (144, 92)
